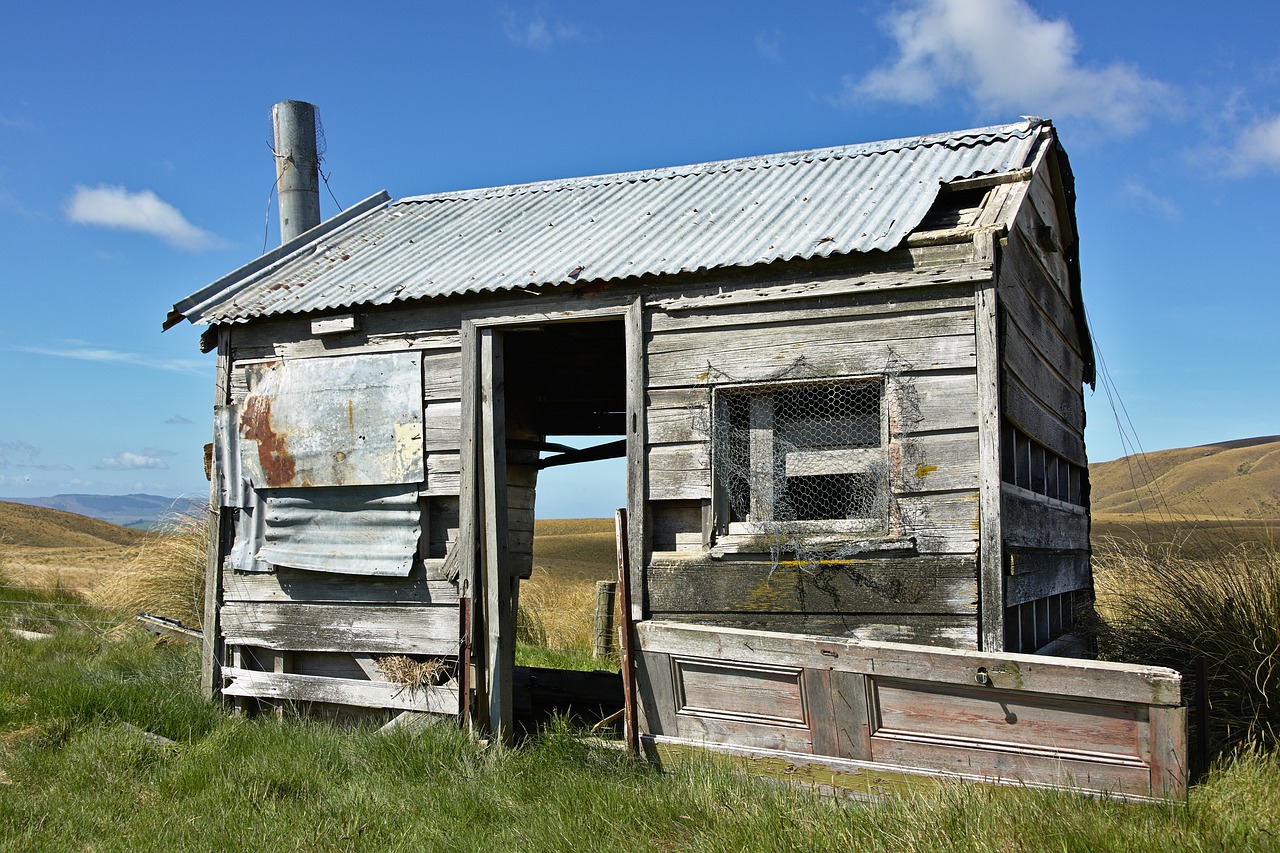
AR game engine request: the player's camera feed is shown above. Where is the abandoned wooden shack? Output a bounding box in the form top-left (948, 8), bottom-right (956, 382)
top-left (167, 114), bottom-right (1186, 800)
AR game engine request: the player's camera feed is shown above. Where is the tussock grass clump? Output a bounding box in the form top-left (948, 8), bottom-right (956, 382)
top-left (517, 566), bottom-right (598, 653)
top-left (1091, 537), bottom-right (1280, 757)
top-left (92, 507), bottom-right (209, 629)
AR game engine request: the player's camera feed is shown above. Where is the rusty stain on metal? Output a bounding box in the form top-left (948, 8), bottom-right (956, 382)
top-left (239, 395), bottom-right (297, 487)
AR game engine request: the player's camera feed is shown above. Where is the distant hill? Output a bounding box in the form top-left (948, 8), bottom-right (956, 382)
top-left (0, 500), bottom-right (153, 549)
top-left (0, 493), bottom-right (195, 530)
top-left (1089, 435), bottom-right (1280, 520)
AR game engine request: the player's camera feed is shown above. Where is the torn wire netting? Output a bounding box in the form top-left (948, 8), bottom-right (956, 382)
top-left (704, 354), bottom-right (921, 572)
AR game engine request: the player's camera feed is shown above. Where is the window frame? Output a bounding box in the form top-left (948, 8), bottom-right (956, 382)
top-left (711, 375), bottom-right (890, 539)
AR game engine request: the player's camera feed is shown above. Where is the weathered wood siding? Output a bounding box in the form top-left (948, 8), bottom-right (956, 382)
top-left (641, 255), bottom-right (989, 649)
top-left (637, 621), bottom-right (1186, 802)
top-left (992, 155), bottom-right (1093, 651)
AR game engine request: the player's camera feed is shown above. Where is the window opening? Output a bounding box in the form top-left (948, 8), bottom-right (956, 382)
top-left (713, 378), bottom-right (890, 563)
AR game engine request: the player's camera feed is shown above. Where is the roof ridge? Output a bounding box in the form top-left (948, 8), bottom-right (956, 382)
top-left (397, 120), bottom-right (1040, 206)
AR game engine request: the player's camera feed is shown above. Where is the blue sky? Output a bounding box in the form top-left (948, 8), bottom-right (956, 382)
top-left (1, 1), bottom-right (1277, 516)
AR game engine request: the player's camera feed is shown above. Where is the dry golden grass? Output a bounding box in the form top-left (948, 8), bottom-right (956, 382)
top-left (517, 565), bottom-right (603, 652)
top-left (90, 508), bottom-right (209, 628)
top-left (1091, 536), bottom-right (1280, 758)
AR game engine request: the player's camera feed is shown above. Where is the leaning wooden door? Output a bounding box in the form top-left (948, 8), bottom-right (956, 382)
top-left (635, 621), bottom-right (1186, 801)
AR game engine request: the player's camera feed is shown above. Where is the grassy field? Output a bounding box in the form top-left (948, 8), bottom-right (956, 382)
top-left (3, 494), bottom-right (1280, 849)
top-left (1, 593), bottom-right (1278, 852)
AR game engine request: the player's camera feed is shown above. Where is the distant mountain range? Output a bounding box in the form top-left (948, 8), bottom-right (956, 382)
top-left (0, 493), bottom-right (199, 530)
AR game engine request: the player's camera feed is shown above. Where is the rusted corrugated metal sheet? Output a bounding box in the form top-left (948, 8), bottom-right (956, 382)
top-left (168, 121), bottom-right (1045, 327)
top-left (238, 352), bottom-right (424, 489)
top-left (257, 485), bottom-right (421, 576)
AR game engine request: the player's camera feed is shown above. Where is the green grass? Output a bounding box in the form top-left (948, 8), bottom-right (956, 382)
top-left (3, 587), bottom-right (1280, 851)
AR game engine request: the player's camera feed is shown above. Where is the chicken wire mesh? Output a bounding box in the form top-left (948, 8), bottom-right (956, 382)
top-left (711, 379), bottom-right (890, 569)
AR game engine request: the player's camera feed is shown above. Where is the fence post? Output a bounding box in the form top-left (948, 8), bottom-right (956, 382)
top-left (593, 580), bottom-right (618, 660)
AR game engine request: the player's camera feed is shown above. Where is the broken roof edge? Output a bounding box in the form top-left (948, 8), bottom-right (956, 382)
top-left (398, 119), bottom-right (1043, 206)
top-left (162, 190), bottom-right (392, 331)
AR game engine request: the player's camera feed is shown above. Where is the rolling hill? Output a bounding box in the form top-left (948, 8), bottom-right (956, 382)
top-left (1089, 435), bottom-right (1280, 520)
top-left (0, 500), bottom-right (153, 549)
top-left (0, 493), bottom-right (192, 530)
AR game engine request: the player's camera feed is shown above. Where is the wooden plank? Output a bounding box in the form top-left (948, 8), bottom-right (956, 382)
top-left (646, 613), bottom-right (978, 649)
top-left (203, 325), bottom-right (232, 701)
top-left (1001, 488), bottom-right (1089, 551)
top-left (650, 280), bottom-right (980, 332)
top-left (626, 297), bottom-right (647, 623)
top-left (1002, 321), bottom-right (1083, 428)
top-left (480, 327), bottom-right (514, 739)
top-left (646, 443), bottom-right (711, 501)
top-left (1003, 375), bottom-right (1085, 463)
top-left (646, 389), bottom-right (708, 445)
top-left (222, 566), bottom-right (458, 605)
top-left (650, 500), bottom-right (704, 552)
top-left (998, 231), bottom-right (1083, 368)
top-left (1149, 705), bottom-right (1189, 800)
top-left (422, 348), bottom-right (463, 401)
top-left (636, 621), bottom-right (1183, 707)
top-left (424, 451), bottom-right (461, 495)
top-left (647, 328), bottom-right (976, 390)
top-left (646, 557), bottom-right (977, 615)
top-left (891, 431), bottom-right (980, 494)
top-left (636, 650), bottom-right (678, 736)
top-left (221, 667), bottom-right (459, 715)
top-left (1005, 553), bottom-right (1091, 606)
top-left (896, 491), bottom-right (982, 555)
top-left (617, 508), bottom-right (640, 753)
top-left (423, 400), bottom-right (462, 452)
top-left (870, 677), bottom-right (1144, 759)
top-left (974, 265), bottom-right (1005, 652)
top-left (649, 262), bottom-right (991, 317)
top-left (221, 603), bottom-right (460, 655)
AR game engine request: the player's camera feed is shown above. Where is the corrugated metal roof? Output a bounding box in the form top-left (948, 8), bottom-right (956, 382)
top-left (169, 120), bottom-right (1048, 327)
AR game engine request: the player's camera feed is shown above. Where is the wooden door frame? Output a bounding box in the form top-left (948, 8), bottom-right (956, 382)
top-left (458, 295), bottom-right (646, 739)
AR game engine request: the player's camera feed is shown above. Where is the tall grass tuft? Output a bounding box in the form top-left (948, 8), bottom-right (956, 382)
top-left (92, 506), bottom-right (210, 629)
top-left (1090, 537), bottom-right (1280, 758)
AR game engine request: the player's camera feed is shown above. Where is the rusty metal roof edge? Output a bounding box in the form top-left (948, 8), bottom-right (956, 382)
top-left (163, 190), bottom-right (392, 330)
top-left (397, 119), bottom-right (1042, 206)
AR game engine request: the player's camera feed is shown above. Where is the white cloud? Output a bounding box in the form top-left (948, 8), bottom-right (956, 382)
top-left (94, 451), bottom-right (170, 471)
top-left (501, 8), bottom-right (582, 49)
top-left (165, 414), bottom-right (195, 425)
top-left (756, 30), bottom-right (783, 63)
top-left (65, 185), bottom-right (225, 251)
top-left (1120, 179), bottom-right (1180, 220)
top-left (845, 0), bottom-right (1174, 133)
top-left (17, 343), bottom-right (208, 376)
top-left (1227, 115), bottom-right (1280, 175)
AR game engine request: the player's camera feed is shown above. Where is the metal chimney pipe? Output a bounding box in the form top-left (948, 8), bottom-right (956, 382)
top-left (272, 100), bottom-right (321, 244)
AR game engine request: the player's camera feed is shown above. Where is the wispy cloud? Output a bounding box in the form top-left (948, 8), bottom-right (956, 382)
top-left (142, 447), bottom-right (177, 458)
top-left (1226, 114), bottom-right (1280, 175)
top-left (755, 30), bottom-right (783, 63)
top-left (165, 414), bottom-right (195, 425)
top-left (1119, 179), bottom-right (1180, 220)
top-left (94, 451), bottom-right (169, 471)
top-left (0, 439), bottom-right (40, 468)
top-left (0, 440), bottom-right (71, 472)
top-left (841, 0), bottom-right (1175, 134)
top-left (0, 114), bottom-right (38, 132)
top-left (17, 343), bottom-right (209, 376)
top-left (65, 185), bottom-right (226, 251)
top-left (500, 8), bottom-right (582, 49)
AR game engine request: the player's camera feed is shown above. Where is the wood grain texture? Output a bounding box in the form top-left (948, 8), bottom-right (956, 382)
top-left (646, 557), bottom-right (977, 615)
top-left (1000, 488), bottom-right (1089, 551)
top-left (222, 566), bottom-right (458, 605)
top-left (221, 603), bottom-right (460, 655)
top-left (221, 667), bottom-right (459, 714)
